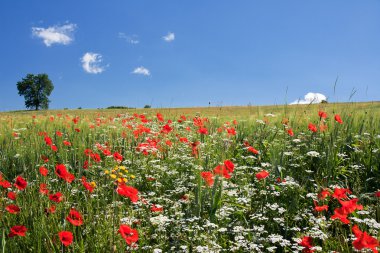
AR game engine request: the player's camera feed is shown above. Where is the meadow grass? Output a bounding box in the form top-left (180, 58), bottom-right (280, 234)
top-left (0, 102), bottom-right (379, 252)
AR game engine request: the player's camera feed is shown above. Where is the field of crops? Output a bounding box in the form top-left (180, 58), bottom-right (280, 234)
top-left (0, 102), bottom-right (379, 252)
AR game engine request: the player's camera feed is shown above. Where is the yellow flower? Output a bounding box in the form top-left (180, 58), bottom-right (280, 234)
top-left (130, 175), bottom-right (135, 179)
top-left (110, 174), bottom-right (117, 179)
top-left (90, 182), bottom-right (97, 188)
top-left (123, 178), bottom-right (128, 183)
top-left (117, 178), bottom-right (123, 183)
top-left (104, 170), bottom-right (109, 174)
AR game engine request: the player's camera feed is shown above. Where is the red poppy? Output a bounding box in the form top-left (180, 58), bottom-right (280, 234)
top-left (191, 141), bottom-right (200, 158)
top-left (255, 170), bottom-right (269, 180)
top-left (8, 225), bottom-right (27, 238)
top-left (6, 204), bottom-right (20, 214)
top-left (151, 204), bottom-right (164, 212)
top-left (39, 183), bottom-right (49, 195)
top-left (318, 111), bottom-right (327, 119)
top-left (102, 149), bottom-right (111, 156)
top-left (201, 171), bottom-right (214, 186)
top-left (331, 207), bottom-right (350, 224)
top-left (161, 124), bottom-right (172, 134)
top-left (276, 177), bottom-right (286, 183)
top-left (118, 225), bottom-right (139, 245)
top-left (84, 149), bottom-right (93, 156)
top-left (156, 113), bottom-right (164, 122)
top-left (0, 179), bottom-right (11, 188)
top-left (193, 117), bottom-right (204, 127)
top-left (318, 188), bottom-right (331, 200)
top-left (116, 184), bottom-right (139, 203)
top-left (113, 152), bottom-right (123, 162)
top-left (45, 205), bottom-right (56, 214)
top-left (90, 153), bottom-right (101, 163)
top-left (63, 140), bottom-right (71, 146)
top-left (179, 137), bottom-right (188, 143)
top-left (39, 131), bottom-right (47, 136)
top-left (55, 164), bottom-right (75, 183)
top-left (198, 127), bottom-right (208, 135)
top-left (352, 225), bottom-right (379, 253)
top-left (313, 201), bottom-right (328, 212)
top-left (66, 209), bottom-right (83, 226)
top-left (58, 231), bottom-right (73, 246)
top-left (224, 160), bottom-right (235, 173)
top-left (213, 165), bottom-right (231, 179)
top-left (226, 127), bottom-right (236, 136)
top-left (83, 160), bottom-right (90, 169)
top-left (14, 176), bottom-right (27, 190)
top-left (44, 136), bottom-right (53, 146)
top-left (308, 123), bottom-right (317, 133)
top-left (375, 191), bottom-right (380, 198)
top-left (49, 192), bottom-right (63, 203)
top-left (50, 145), bottom-right (58, 152)
top-left (247, 146), bottom-right (259, 154)
top-left (339, 198), bottom-right (363, 214)
top-left (56, 131), bottom-right (63, 137)
top-left (332, 187), bottom-right (351, 200)
top-left (334, 114), bottom-right (343, 124)
top-left (81, 177), bottom-right (94, 193)
top-left (299, 236), bottom-right (315, 253)
top-left (7, 191), bottom-right (17, 200)
top-left (287, 128), bottom-right (294, 136)
top-left (39, 166), bottom-right (48, 176)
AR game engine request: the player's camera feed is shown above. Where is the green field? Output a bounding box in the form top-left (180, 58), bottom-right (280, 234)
top-left (0, 102), bottom-right (379, 252)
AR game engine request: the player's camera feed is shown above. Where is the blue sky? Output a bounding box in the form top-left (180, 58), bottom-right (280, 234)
top-left (0, 0), bottom-right (379, 111)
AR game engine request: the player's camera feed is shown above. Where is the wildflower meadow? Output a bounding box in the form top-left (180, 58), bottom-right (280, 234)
top-left (0, 102), bottom-right (379, 252)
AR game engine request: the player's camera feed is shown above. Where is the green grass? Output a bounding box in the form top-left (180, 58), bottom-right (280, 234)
top-left (0, 102), bottom-right (379, 252)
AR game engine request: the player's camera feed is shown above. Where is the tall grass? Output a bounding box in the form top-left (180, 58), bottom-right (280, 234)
top-left (0, 102), bottom-right (379, 252)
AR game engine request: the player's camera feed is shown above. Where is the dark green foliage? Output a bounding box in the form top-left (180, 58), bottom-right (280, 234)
top-left (16, 73), bottom-right (54, 110)
top-left (106, 106), bottom-right (135, 109)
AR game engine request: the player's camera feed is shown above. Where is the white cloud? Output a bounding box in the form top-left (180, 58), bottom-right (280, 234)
top-left (132, 66), bottom-right (150, 76)
top-left (118, 32), bottom-right (139, 44)
top-left (162, 32), bottom-right (175, 42)
top-left (32, 23), bottom-right (76, 47)
top-left (290, 92), bottom-right (327, 105)
top-left (81, 52), bottom-right (106, 74)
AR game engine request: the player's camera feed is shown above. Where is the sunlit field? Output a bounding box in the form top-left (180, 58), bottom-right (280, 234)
top-left (0, 102), bottom-right (379, 252)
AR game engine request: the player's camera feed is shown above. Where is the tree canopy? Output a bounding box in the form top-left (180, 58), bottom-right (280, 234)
top-left (17, 74), bottom-right (54, 110)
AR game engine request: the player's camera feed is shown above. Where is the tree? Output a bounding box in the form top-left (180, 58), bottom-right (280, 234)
top-left (17, 74), bottom-right (54, 110)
